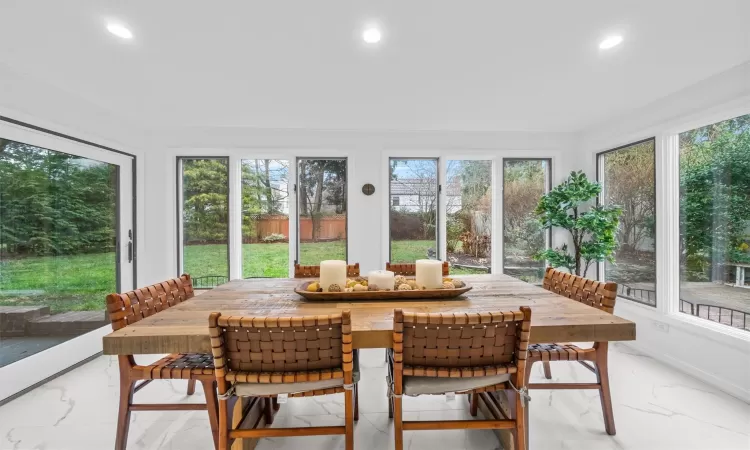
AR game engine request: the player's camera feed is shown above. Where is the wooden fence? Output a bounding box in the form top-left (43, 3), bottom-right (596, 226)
top-left (246, 215), bottom-right (346, 242)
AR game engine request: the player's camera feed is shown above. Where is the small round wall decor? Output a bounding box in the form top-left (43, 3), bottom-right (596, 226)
top-left (361, 183), bottom-right (375, 196)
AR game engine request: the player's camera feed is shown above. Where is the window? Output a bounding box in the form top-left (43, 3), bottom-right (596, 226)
top-left (598, 139), bottom-right (657, 306)
top-left (679, 114), bottom-right (750, 331)
top-left (503, 159), bottom-right (551, 283)
top-left (389, 158), bottom-right (438, 262)
top-left (241, 159), bottom-right (289, 278)
top-left (392, 196), bottom-right (400, 207)
top-left (446, 160), bottom-right (493, 274)
top-left (296, 158), bottom-right (347, 265)
top-left (178, 157), bottom-right (229, 287)
top-left (0, 138), bottom-right (118, 365)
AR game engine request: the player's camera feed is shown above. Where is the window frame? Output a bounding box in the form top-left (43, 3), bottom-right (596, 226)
top-left (176, 156), bottom-right (231, 279)
top-left (387, 157), bottom-right (441, 263)
top-left (596, 137), bottom-right (657, 307)
top-left (500, 157), bottom-right (552, 282)
top-left (294, 156), bottom-right (349, 266)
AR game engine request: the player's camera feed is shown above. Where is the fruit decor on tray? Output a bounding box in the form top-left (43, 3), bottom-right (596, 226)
top-left (304, 275), bottom-right (467, 293)
top-left (295, 262), bottom-right (471, 301)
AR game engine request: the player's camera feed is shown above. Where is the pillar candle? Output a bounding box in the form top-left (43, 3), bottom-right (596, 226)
top-left (319, 260), bottom-right (347, 292)
top-left (368, 270), bottom-right (395, 291)
top-left (415, 259), bottom-right (443, 289)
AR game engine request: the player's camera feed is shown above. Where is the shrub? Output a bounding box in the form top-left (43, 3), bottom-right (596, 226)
top-left (262, 233), bottom-right (286, 243)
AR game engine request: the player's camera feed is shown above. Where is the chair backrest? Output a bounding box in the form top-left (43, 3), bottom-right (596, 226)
top-left (208, 311), bottom-right (353, 384)
top-left (386, 261), bottom-right (450, 277)
top-left (294, 263), bottom-right (360, 278)
top-left (393, 307), bottom-right (531, 377)
top-left (542, 267), bottom-right (617, 314)
top-left (106, 274), bottom-right (195, 331)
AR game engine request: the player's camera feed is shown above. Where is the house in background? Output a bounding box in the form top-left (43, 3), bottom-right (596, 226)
top-left (390, 178), bottom-right (462, 214)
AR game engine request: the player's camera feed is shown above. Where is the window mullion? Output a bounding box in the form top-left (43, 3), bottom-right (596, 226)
top-left (657, 134), bottom-right (680, 315)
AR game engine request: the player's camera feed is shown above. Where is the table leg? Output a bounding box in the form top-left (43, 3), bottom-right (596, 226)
top-left (475, 390), bottom-right (514, 450)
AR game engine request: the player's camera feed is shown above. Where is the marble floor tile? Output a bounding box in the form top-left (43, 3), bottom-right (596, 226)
top-left (0, 345), bottom-right (748, 450)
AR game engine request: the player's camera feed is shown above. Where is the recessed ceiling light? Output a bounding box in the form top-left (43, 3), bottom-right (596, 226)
top-left (599, 35), bottom-right (623, 50)
top-left (107, 23), bottom-right (133, 40)
top-left (363, 27), bottom-right (381, 44)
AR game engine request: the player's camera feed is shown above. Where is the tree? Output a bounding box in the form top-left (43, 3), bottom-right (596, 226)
top-left (182, 159), bottom-right (228, 243)
top-left (298, 159), bottom-right (347, 241)
top-left (602, 141), bottom-right (656, 255)
top-left (534, 171), bottom-right (622, 277)
top-left (679, 115), bottom-right (750, 281)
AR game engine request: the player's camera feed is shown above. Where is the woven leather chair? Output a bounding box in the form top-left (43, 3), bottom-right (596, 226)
top-left (208, 311), bottom-right (358, 450)
top-left (389, 307), bottom-right (533, 450)
top-left (106, 274), bottom-right (219, 450)
top-left (294, 262), bottom-right (360, 278)
top-left (526, 267), bottom-right (618, 435)
top-left (386, 261), bottom-right (450, 276)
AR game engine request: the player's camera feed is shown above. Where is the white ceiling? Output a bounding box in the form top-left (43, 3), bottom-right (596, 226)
top-left (0, 0), bottom-right (749, 133)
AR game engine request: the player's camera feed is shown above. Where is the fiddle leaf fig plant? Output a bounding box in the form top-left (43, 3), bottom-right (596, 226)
top-left (533, 170), bottom-right (622, 277)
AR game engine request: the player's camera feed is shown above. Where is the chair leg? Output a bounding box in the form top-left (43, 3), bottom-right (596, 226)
top-left (470, 393), bottom-right (479, 417)
top-left (187, 379), bottom-right (197, 395)
top-left (514, 392), bottom-right (528, 450)
top-left (272, 397), bottom-right (280, 411)
top-left (218, 398), bottom-right (230, 450)
top-left (115, 379), bottom-right (136, 450)
top-left (596, 346), bottom-right (617, 435)
top-left (345, 389), bottom-right (354, 450)
top-left (394, 396), bottom-right (404, 450)
top-left (388, 394), bottom-right (394, 419)
top-left (543, 361), bottom-right (552, 379)
top-left (354, 384), bottom-right (359, 421)
top-left (202, 380), bottom-right (220, 449)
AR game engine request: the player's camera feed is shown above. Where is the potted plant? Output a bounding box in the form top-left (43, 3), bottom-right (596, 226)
top-left (533, 170), bottom-right (622, 277)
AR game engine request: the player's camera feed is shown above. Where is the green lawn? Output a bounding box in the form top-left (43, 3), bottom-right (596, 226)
top-left (183, 241), bottom-right (347, 279)
top-left (1, 240), bottom-right (485, 313)
top-left (0, 252), bottom-right (116, 312)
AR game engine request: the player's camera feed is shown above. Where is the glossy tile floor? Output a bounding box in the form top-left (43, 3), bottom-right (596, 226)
top-left (0, 344), bottom-right (748, 450)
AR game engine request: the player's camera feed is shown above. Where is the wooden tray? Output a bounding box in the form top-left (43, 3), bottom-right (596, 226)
top-left (294, 279), bottom-right (472, 301)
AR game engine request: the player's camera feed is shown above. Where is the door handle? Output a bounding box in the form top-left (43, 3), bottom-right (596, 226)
top-left (127, 230), bottom-right (134, 263)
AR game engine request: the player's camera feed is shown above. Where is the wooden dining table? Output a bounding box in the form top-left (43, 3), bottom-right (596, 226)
top-left (103, 273), bottom-right (636, 449)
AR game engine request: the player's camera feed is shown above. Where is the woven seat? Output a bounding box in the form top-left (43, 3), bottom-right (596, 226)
top-left (294, 262), bottom-right (360, 278)
top-left (133, 353), bottom-right (215, 379)
top-left (106, 274), bottom-right (219, 450)
top-left (385, 261), bottom-right (449, 276)
top-left (209, 311), bottom-right (358, 450)
top-left (525, 267), bottom-right (618, 436)
top-left (528, 343), bottom-right (596, 362)
top-left (390, 308), bottom-right (533, 450)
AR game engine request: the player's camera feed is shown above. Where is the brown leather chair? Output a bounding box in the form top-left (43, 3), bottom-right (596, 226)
top-left (294, 262), bottom-right (360, 278)
top-left (106, 274), bottom-right (219, 450)
top-left (526, 267), bottom-right (618, 435)
top-left (208, 311), bottom-right (358, 450)
top-left (389, 307), bottom-right (533, 450)
top-left (386, 261), bottom-right (450, 276)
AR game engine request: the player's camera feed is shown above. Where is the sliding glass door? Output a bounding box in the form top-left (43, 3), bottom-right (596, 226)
top-left (0, 123), bottom-right (134, 400)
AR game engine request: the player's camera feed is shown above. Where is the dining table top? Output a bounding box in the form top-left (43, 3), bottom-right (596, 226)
top-left (102, 273), bottom-right (636, 355)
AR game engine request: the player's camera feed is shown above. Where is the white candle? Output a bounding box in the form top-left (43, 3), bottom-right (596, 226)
top-left (415, 259), bottom-right (443, 289)
top-left (319, 260), bottom-right (347, 292)
top-left (368, 270), bottom-right (395, 291)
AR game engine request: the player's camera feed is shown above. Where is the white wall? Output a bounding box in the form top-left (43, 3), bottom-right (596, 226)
top-left (138, 128), bottom-right (579, 285)
top-left (580, 61), bottom-right (750, 403)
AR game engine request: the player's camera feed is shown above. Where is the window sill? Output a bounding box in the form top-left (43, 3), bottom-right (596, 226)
top-left (616, 298), bottom-right (750, 351)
